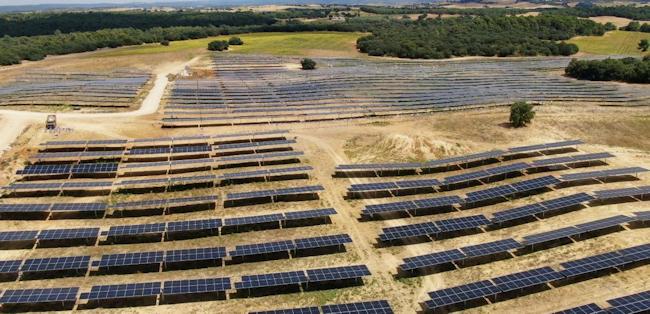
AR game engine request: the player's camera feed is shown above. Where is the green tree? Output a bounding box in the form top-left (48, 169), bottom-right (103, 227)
top-left (228, 36), bottom-right (243, 45)
top-left (639, 39), bottom-right (649, 52)
top-left (160, 39), bottom-right (170, 46)
top-left (207, 40), bottom-right (229, 51)
top-left (300, 58), bottom-right (316, 70)
top-left (509, 101), bottom-right (536, 128)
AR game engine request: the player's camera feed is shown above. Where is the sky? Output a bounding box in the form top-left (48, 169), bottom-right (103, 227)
top-left (0, 0), bottom-right (195, 5)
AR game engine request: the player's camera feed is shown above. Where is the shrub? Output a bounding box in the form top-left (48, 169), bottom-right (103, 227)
top-left (509, 101), bottom-right (536, 128)
top-left (301, 58), bottom-right (316, 70)
top-left (160, 40), bottom-right (170, 46)
top-left (228, 36), bottom-right (243, 45)
top-left (208, 40), bottom-right (229, 51)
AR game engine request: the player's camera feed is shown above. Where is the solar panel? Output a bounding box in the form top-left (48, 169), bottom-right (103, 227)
top-left (235, 271), bottom-right (308, 289)
top-left (460, 238), bottom-right (521, 257)
top-left (522, 226), bottom-right (581, 246)
top-left (552, 303), bottom-right (604, 314)
top-left (165, 247), bottom-right (226, 263)
top-left (425, 280), bottom-right (500, 310)
top-left (163, 277), bottom-right (231, 295)
top-left (284, 208), bottom-right (336, 220)
top-left (230, 240), bottom-right (295, 257)
top-left (444, 170), bottom-right (491, 184)
top-left (321, 300), bottom-right (393, 314)
top-left (87, 282), bottom-right (161, 300)
top-left (250, 306), bottom-right (320, 314)
top-left (98, 251), bottom-right (164, 267)
top-left (50, 203), bottom-right (106, 212)
top-left (107, 223), bottom-right (165, 236)
top-left (295, 234), bottom-right (352, 250)
top-left (561, 167), bottom-right (648, 182)
top-left (0, 230), bottom-right (38, 242)
top-left (0, 260), bottom-right (23, 274)
top-left (485, 162), bottom-right (529, 175)
top-left (510, 176), bottom-right (560, 192)
top-left (401, 249), bottom-right (466, 271)
top-left (379, 222), bottom-right (438, 242)
top-left (593, 186), bottom-right (649, 200)
top-left (540, 193), bottom-right (594, 211)
top-left (575, 215), bottom-right (634, 232)
top-left (0, 203), bottom-right (50, 213)
top-left (306, 265), bottom-right (370, 283)
top-left (22, 256), bottom-right (90, 272)
top-left (37, 228), bottom-right (100, 240)
top-left (465, 185), bottom-right (517, 203)
top-left (560, 252), bottom-right (627, 277)
top-left (492, 266), bottom-right (563, 292)
top-left (607, 301), bottom-right (650, 314)
top-left (18, 164), bottom-right (71, 175)
top-left (607, 290), bottom-right (650, 309)
top-left (434, 215), bottom-right (490, 233)
top-left (167, 219), bottom-right (221, 233)
top-left (491, 203), bottom-right (546, 223)
top-left (0, 287), bottom-right (79, 304)
top-left (634, 211), bottom-right (650, 222)
top-left (348, 182), bottom-right (399, 192)
top-left (413, 196), bottom-right (463, 209)
top-left (70, 163), bottom-right (118, 174)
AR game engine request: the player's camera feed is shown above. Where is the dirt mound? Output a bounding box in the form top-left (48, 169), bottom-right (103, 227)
top-left (344, 133), bottom-right (468, 163)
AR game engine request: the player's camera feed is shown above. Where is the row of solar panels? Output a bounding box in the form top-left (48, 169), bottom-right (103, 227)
top-left (379, 186), bottom-right (650, 242)
top-left (400, 212), bottom-right (648, 272)
top-left (0, 208), bottom-right (337, 247)
top-left (555, 289), bottom-right (649, 314)
top-left (40, 129), bottom-right (289, 148)
top-left (250, 300), bottom-right (393, 314)
top-left (423, 243), bottom-right (650, 312)
top-left (348, 153), bottom-right (628, 194)
top-left (0, 234), bottom-right (351, 279)
top-left (336, 140), bottom-right (583, 172)
top-left (0, 264), bottom-right (370, 308)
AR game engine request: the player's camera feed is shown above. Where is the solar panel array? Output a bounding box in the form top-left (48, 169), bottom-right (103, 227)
top-left (235, 264), bottom-right (370, 289)
top-left (251, 300), bottom-right (393, 314)
top-left (424, 244), bottom-right (650, 312)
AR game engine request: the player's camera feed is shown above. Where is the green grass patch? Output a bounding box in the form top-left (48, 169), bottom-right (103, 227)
top-left (93, 32), bottom-right (365, 58)
top-left (567, 30), bottom-right (650, 56)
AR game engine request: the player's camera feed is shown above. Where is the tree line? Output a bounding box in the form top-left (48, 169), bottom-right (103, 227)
top-left (356, 15), bottom-right (608, 59)
top-left (565, 57), bottom-right (650, 84)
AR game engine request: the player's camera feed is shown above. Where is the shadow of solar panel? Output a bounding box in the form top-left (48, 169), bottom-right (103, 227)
top-left (0, 204), bottom-right (50, 213)
top-left (540, 193), bottom-right (594, 211)
top-left (107, 223), bottom-right (165, 236)
top-left (0, 287), bottom-right (80, 304)
top-left (284, 208), bottom-right (336, 220)
top-left (38, 228), bottom-right (99, 240)
top-left (425, 280), bottom-right (500, 310)
top-left (460, 239), bottom-right (521, 257)
top-left (165, 247), bottom-right (226, 263)
top-left (492, 266), bottom-right (562, 292)
top-left (87, 282), bottom-right (161, 300)
top-left (321, 300), bottom-right (393, 314)
top-left (306, 265), bottom-right (370, 283)
top-left (235, 271), bottom-right (308, 289)
top-left (552, 303), bottom-right (604, 314)
top-left (249, 306), bottom-right (320, 314)
top-left (434, 215), bottom-right (490, 233)
top-left (401, 249), bottom-right (465, 271)
top-left (380, 222), bottom-right (438, 241)
top-left (295, 234), bottom-right (351, 250)
top-left (230, 240), bottom-right (295, 257)
top-left (167, 219), bottom-right (221, 233)
top-left (163, 277), bottom-right (231, 295)
top-left (560, 252), bottom-right (627, 277)
top-left (98, 251), bottom-right (164, 267)
top-left (22, 256), bottom-right (90, 272)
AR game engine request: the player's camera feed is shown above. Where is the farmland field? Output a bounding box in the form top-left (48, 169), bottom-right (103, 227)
top-left (567, 30), bottom-right (650, 56)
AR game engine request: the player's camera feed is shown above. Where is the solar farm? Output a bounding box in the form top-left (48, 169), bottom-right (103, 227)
top-left (161, 55), bottom-right (650, 127)
top-left (0, 71), bottom-right (152, 109)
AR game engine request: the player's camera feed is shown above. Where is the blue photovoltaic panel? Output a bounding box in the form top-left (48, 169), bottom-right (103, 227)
top-left (413, 196), bottom-right (463, 209)
top-left (98, 251), bottom-right (164, 267)
top-left (560, 252), bottom-right (627, 277)
top-left (574, 215), bottom-right (634, 233)
top-left (379, 222), bottom-right (438, 242)
top-left (522, 226), bottom-right (581, 246)
top-left (166, 219), bottom-right (221, 233)
top-left (0, 230), bottom-right (38, 242)
top-left (50, 203), bottom-right (106, 212)
top-left (594, 187), bottom-right (646, 200)
top-left (460, 238), bottom-right (521, 257)
top-left (0, 203), bottom-right (50, 213)
top-left (294, 234), bottom-right (352, 250)
top-left (434, 215), bottom-right (490, 233)
top-left (560, 167), bottom-right (648, 182)
top-left (400, 249), bottom-right (466, 271)
top-left (552, 303), bottom-right (604, 314)
top-left (510, 176), bottom-right (560, 192)
top-left (229, 240), bottom-right (295, 257)
top-left (0, 287), bottom-right (80, 304)
top-left (492, 266), bottom-right (563, 292)
top-left (87, 282), bottom-right (161, 300)
top-left (107, 223), bottom-right (165, 236)
top-left (321, 300), bottom-right (393, 314)
top-left (607, 290), bottom-right (650, 308)
top-left (0, 260), bottom-right (23, 274)
top-left (250, 307), bottom-right (320, 314)
top-left (163, 277), bottom-right (231, 295)
top-left (348, 182), bottom-right (399, 192)
top-left (284, 208), bottom-right (336, 220)
top-left (363, 200), bottom-right (416, 215)
top-left (425, 280), bottom-right (500, 310)
top-left (465, 185), bottom-right (517, 203)
top-left (540, 193), bottom-right (594, 211)
top-left (70, 163), bottom-right (118, 174)
top-left (491, 203), bottom-right (546, 223)
top-left (18, 164), bottom-right (72, 175)
top-left (37, 228), bottom-right (100, 240)
top-left (306, 265), bottom-right (370, 282)
top-left (165, 247), bottom-right (226, 263)
top-left (224, 213), bottom-right (284, 226)
top-left (22, 256), bottom-right (90, 272)
top-left (235, 271), bottom-right (308, 289)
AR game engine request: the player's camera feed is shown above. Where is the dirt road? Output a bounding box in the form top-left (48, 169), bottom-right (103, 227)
top-left (0, 57), bottom-right (200, 154)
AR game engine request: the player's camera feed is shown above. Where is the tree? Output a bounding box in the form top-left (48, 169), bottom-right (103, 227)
top-left (207, 40), bottom-right (229, 51)
top-left (228, 36), bottom-right (243, 45)
top-left (639, 39), bottom-right (649, 52)
top-left (623, 21), bottom-right (641, 32)
top-left (160, 39), bottom-right (170, 46)
top-left (509, 101), bottom-right (535, 128)
top-left (301, 58), bottom-right (316, 70)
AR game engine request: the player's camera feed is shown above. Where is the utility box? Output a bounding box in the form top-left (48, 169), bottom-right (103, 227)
top-left (46, 115), bottom-right (57, 130)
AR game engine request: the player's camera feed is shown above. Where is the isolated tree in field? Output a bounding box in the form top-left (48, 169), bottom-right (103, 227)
top-left (228, 36), bottom-right (243, 45)
top-left (301, 58), bottom-right (316, 70)
top-left (208, 40), bottom-right (229, 51)
top-left (160, 40), bottom-right (170, 46)
top-left (509, 101), bottom-right (535, 128)
top-left (639, 39), bottom-right (649, 52)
